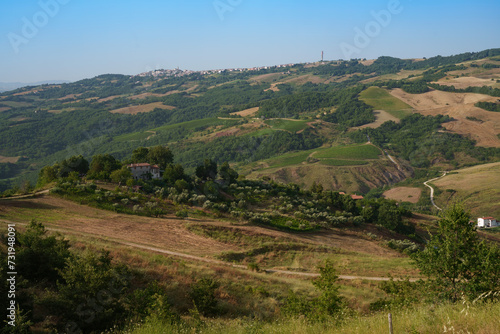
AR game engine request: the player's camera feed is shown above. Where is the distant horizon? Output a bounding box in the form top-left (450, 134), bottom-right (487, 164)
top-left (2, 46), bottom-right (499, 88)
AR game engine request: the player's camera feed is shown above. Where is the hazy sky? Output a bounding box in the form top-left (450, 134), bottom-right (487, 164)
top-left (1, 0), bottom-right (499, 83)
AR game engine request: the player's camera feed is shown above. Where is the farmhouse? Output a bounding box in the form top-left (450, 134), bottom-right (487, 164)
top-left (128, 163), bottom-right (161, 180)
top-left (477, 217), bottom-right (498, 228)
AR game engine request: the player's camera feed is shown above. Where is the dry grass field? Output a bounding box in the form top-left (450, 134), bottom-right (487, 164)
top-left (383, 187), bottom-right (422, 204)
top-left (390, 88), bottom-right (500, 147)
top-left (109, 102), bottom-right (176, 115)
top-left (352, 110), bottom-right (400, 130)
top-left (230, 107), bottom-right (260, 117)
top-left (433, 162), bottom-right (500, 218)
top-left (0, 155), bottom-right (20, 163)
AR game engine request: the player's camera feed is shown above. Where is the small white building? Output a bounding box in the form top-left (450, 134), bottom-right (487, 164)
top-left (128, 163), bottom-right (161, 180)
top-left (477, 217), bottom-right (498, 228)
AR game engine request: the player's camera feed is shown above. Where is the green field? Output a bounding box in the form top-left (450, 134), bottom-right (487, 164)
top-left (153, 117), bottom-right (241, 132)
top-left (265, 119), bottom-right (309, 132)
top-left (264, 151), bottom-right (312, 168)
top-left (313, 144), bottom-right (382, 160)
top-left (359, 86), bottom-right (413, 119)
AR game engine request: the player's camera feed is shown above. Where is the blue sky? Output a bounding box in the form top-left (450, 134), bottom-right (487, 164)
top-left (0, 0), bottom-right (499, 83)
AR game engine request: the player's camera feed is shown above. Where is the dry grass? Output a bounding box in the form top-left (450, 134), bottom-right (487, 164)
top-left (0, 155), bottom-right (20, 163)
top-left (0, 107), bottom-right (11, 112)
top-left (390, 88), bottom-right (500, 147)
top-left (433, 162), bottom-right (500, 218)
top-left (435, 76), bottom-right (500, 89)
top-left (230, 107), bottom-right (260, 117)
top-left (109, 102), bottom-right (176, 115)
top-left (383, 187), bottom-right (422, 204)
top-left (351, 110), bottom-right (400, 130)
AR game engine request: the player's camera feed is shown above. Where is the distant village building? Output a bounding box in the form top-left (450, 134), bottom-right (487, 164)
top-left (477, 217), bottom-right (498, 228)
top-left (128, 163), bottom-right (161, 180)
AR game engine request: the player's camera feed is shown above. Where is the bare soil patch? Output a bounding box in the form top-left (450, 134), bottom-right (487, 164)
top-left (0, 107), bottom-right (10, 112)
top-left (383, 187), bottom-right (422, 204)
top-left (109, 102), bottom-right (176, 115)
top-left (390, 88), bottom-right (500, 147)
top-left (0, 155), bottom-right (20, 163)
top-left (351, 110), bottom-right (400, 130)
top-left (231, 107), bottom-right (260, 117)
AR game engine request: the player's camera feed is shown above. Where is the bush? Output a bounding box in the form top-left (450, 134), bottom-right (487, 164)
top-left (189, 278), bottom-right (220, 316)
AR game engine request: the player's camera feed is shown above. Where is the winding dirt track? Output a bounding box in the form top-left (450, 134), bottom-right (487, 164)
top-left (423, 172), bottom-right (448, 211)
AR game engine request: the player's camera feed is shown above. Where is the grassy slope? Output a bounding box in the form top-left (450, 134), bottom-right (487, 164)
top-left (264, 119), bottom-right (309, 132)
top-left (433, 162), bottom-right (500, 218)
top-left (359, 86), bottom-right (413, 119)
top-left (131, 301), bottom-right (500, 334)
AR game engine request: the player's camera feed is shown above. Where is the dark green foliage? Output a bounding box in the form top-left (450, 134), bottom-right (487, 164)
top-left (401, 81), bottom-right (430, 94)
top-left (146, 146), bottom-right (174, 170)
top-left (282, 260), bottom-right (345, 320)
top-left (412, 203), bottom-right (500, 301)
top-left (87, 154), bottom-right (121, 180)
top-left (429, 83), bottom-right (500, 97)
top-left (54, 251), bottom-right (131, 333)
top-left (196, 159), bottom-right (218, 181)
top-left (163, 163), bottom-right (187, 185)
top-left (189, 278), bottom-right (220, 316)
top-left (350, 113), bottom-right (500, 167)
top-left (16, 219), bottom-right (71, 283)
top-left (37, 155), bottom-right (89, 187)
top-left (475, 101), bottom-right (500, 112)
top-left (110, 166), bottom-right (133, 184)
top-left (218, 162), bottom-right (238, 185)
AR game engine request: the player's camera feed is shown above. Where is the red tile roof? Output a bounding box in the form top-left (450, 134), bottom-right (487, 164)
top-left (351, 195), bottom-right (364, 200)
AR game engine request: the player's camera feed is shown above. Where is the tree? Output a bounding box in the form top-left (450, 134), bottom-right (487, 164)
top-left (110, 166), bottom-right (133, 184)
top-left (60, 155), bottom-right (89, 176)
top-left (163, 164), bottom-right (186, 185)
top-left (147, 146), bottom-right (173, 170)
top-left (55, 251), bottom-right (130, 333)
top-left (189, 278), bottom-right (219, 316)
top-left (195, 159), bottom-right (218, 181)
top-left (413, 203), bottom-right (500, 301)
top-left (87, 154), bottom-right (121, 180)
top-left (131, 147), bottom-right (149, 163)
top-left (218, 161), bottom-right (238, 185)
top-left (16, 220), bottom-right (71, 283)
top-left (312, 260), bottom-right (344, 316)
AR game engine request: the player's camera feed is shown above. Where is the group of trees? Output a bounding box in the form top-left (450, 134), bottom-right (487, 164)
top-left (350, 113), bottom-right (500, 167)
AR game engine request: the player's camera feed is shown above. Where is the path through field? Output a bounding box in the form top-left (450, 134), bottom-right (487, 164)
top-left (0, 213), bottom-right (419, 282)
top-left (423, 172), bottom-right (448, 211)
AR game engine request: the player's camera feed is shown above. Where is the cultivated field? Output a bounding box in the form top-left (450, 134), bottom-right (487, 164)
top-left (390, 88), bottom-right (500, 147)
top-left (433, 162), bottom-right (500, 218)
top-left (383, 187), bottom-right (422, 204)
top-left (359, 86), bottom-right (413, 119)
top-left (230, 107), bottom-right (260, 117)
top-left (0, 194), bottom-right (417, 278)
top-left (264, 119), bottom-right (309, 133)
top-left (434, 76), bottom-right (500, 89)
top-left (109, 102), bottom-right (176, 115)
